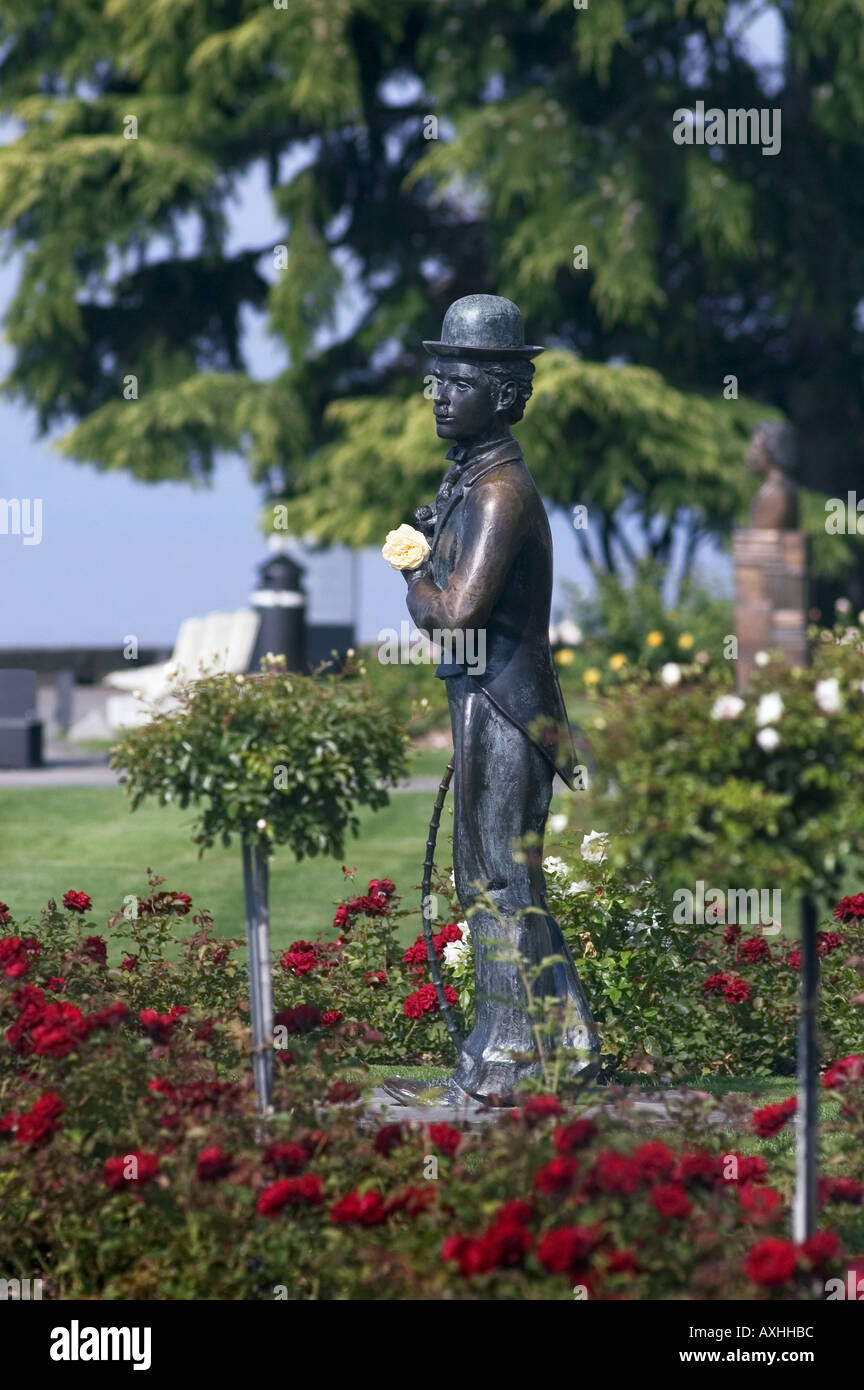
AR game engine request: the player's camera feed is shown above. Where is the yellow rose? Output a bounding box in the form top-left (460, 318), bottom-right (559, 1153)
top-left (609, 652), bottom-right (627, 670)
top-left (646, 630), bottom-right (663, 648)
top-left (381, 523), bottom-right (431, 571)
top-left (554, 648), bottom-right (575, 666)
top-left (677, 632), bottom-right (694, 650)
top-left (583, 667), bottom-right (601, 686)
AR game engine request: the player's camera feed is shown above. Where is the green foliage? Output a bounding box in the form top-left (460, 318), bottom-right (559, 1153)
top-left (2, 886), bottom-right (862, 1300)
top-left (109, 655), bottom-right (410, 859)
top-left (585, 623), bottom-right (864, 901)
top-left (2, 0), bottom-right (863, 595)
top-left (556, 560), bottom-right (734, 681)
top-left (452, 841), bottom-right (864, 1079)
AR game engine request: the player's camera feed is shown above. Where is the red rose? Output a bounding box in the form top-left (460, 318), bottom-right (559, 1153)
top-left (633, 1141), bottom-right (677, 1181)
top-left (197, 1146), bottom-right (233, 1181)
top-left (81, 935), bottom-right (107, 964)
top-left (537, 1225), bottom-right (601, 1275)
top-left (195, 1017), bottom-right (216, 1042)
top-left (702, 972), bottom-right (731, 995)
top-left (170, 892), bottom-right (192, 915)
top-left (15, 1092), bottom-right (65, 1147)
top-left (44, 976), bottom-right (65, 992)
top-left (86, 1002), bottom-right (128, 1031)
top-left (553, 1118), bottom-right (597, 1155)
top-left (723, 923), bottom-right (741, 946)
top-left (606, 1249), bottom-right (639, 1274)
top-left (263, 1141), bottom-right (309, 1174)
top-left (533, 1157), bottom-right (578, 1194)
top-left (365, 969), bottom-right (388, 987)
top-left (520, 1095), bottom-right (564, 1126)
top-left (63, 890), bottom-right (92, 914)
top-left (385, 1186), bottom-right (435, 1217)
top-left (822, 1055), bottom-right (864, 1089)
top-left (139, 1006), bottom-right (186, 1044)
top-left (327, 1082), bottom-right (360, 1104)
top-left (650, 1183), bottom-right (691, 1219)
top-left (834, 893), bottom-right (864, 923)
top-left (816, 931), bottom-right (845, 955)
top-left (428, 1122), bottom-right (462, 1157)
top-left (281, 948), bottom-right (317, 976)
top-left (722, 975), bottom-right (750, 1004)
top-left (103, 1152), bottom-right (160, 1189)
top-left (480, 1221), bottom-right (533, 1270)
top-left (752, 1096), bottom-right (797, 1138)
top-left (740, 936), bottom-right (771, 963)
top-left (787, 948), bottom-right (801, 971)
top-left (738, 1184), bottom-right (782, 1222)
top-left (30, 1002), bottom-right (91, 1058)
top-left (589, 1149), bottom-right (641, 1195)
top-left (820, 1177), bottom-right (862, 1205)
top-left (0, 935), bottom-right (40, 979)
top-left (799, 1230), bottom-right (841, 1268)
top-left (121, 954), bottom-right (138, 971)
top-left (330, 1189), bottom-right (387, 1226)
top-left (0, 901), bottom-right (10, 923)
top-left (373, 1123), bottom-right (405, 1157)
top-left (273, 1004), bottom-right (322, 1034)
top-left (321, 1010), bottom-right (342, 1027)
top-left (258, 1175), bottom-right (324, 1216)
top-left (744, 1237), bottom-right (797, 1287)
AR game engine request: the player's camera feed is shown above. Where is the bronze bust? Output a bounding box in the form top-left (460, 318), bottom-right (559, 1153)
top-left (747, 421), bottom-right (799, 529)
top-left (383, 295), bottom-right (600, 1107)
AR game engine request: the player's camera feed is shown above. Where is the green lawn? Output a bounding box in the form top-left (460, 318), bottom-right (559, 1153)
top-left (0, 785), bottom-right (439, 953)
top-left (0, 740), bottom-right (594, 956)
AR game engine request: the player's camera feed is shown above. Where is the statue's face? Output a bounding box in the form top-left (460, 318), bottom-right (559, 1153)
top-left (430, 359), bottom-right (497, 440)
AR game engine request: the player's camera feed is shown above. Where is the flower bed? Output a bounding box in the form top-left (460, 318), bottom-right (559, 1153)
top-left (1, 881), bottom-right (863, 1299)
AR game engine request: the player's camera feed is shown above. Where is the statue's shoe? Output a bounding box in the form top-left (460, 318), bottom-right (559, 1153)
top-left (379, 1076), bottom-right (482, 1108)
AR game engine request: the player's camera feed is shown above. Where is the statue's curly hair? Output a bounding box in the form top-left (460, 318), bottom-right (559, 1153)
top-left (479, 358), bottom-right (535, 425)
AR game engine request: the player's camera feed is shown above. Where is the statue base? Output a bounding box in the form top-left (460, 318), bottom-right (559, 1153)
top-left (732, 529), bottom-right (809, 691)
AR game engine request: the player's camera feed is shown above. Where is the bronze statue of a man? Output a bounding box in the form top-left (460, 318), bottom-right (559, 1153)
top-left (384, 294), bottom-right (599, 1107)
top-left (747, 420), bottom-right (799, 529)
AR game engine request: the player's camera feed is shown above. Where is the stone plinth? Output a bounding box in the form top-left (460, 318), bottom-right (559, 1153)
top-left (733, 529), bottom-right (809, 691)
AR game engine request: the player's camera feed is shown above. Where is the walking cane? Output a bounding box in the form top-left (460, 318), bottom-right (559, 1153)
top-left (421, 758), bottom-right (462, 1049)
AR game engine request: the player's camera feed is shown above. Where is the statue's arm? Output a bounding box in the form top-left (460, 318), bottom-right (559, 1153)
top-left (405, 479), bottom-right (527, 634)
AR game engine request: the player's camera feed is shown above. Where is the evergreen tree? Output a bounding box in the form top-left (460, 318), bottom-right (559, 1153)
top-left (0, 1), bottom-right (861, 590)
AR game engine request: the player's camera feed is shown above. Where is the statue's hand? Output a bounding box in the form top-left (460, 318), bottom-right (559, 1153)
top-left (413, 503), bottom-right (436, 539)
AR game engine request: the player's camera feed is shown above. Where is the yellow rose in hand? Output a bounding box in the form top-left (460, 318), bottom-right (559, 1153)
top-left (381, 523), bottom-right (431, 571)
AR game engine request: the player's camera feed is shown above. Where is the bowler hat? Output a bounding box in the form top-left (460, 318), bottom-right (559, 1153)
top-left (423, 294), bottom-right (544, 360)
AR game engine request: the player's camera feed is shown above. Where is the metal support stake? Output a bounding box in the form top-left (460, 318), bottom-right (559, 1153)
top-left (242, 841), bottom-right (274, 1114)
top-left (793, 896), bottom-right (819, 1242)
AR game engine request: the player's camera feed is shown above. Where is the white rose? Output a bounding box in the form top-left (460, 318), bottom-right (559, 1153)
top-left (661, 662), bottom-right (681, 687)
top-left (566, 879), bottom-right (593, 895)
top-left (581, 830), bottom-right (608, 862)
top-left (549, 813), bottom-right (568, 834)
top-left (756, 727), bottom-right (780, 751)
top-left (543, 856), bottom-right (568, 878)
top-left (381, 524), bottom-right (431, 571)
top-left (815, 677), bottom-right (842, 714)
top-left (556, 619), bottom-right (583, 647)
top-left (754, 650), bottom-right (770, 667)
top-left (755, 691), bottom-right (784, 726)
top-left (711, 694), bottom-right (745, 721)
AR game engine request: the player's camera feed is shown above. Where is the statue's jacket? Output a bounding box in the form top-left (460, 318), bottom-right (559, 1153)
top-left (406, 435), bottom-right (578, 789)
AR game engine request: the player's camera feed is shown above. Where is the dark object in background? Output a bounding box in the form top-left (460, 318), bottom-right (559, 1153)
top-left (0, 669), bottom-right (43, 768)
top-left (249, 552), bottom-right (307, 674)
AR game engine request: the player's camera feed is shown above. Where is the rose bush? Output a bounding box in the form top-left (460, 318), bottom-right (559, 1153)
top-left (2, 883), bottom-right (863, 1300)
